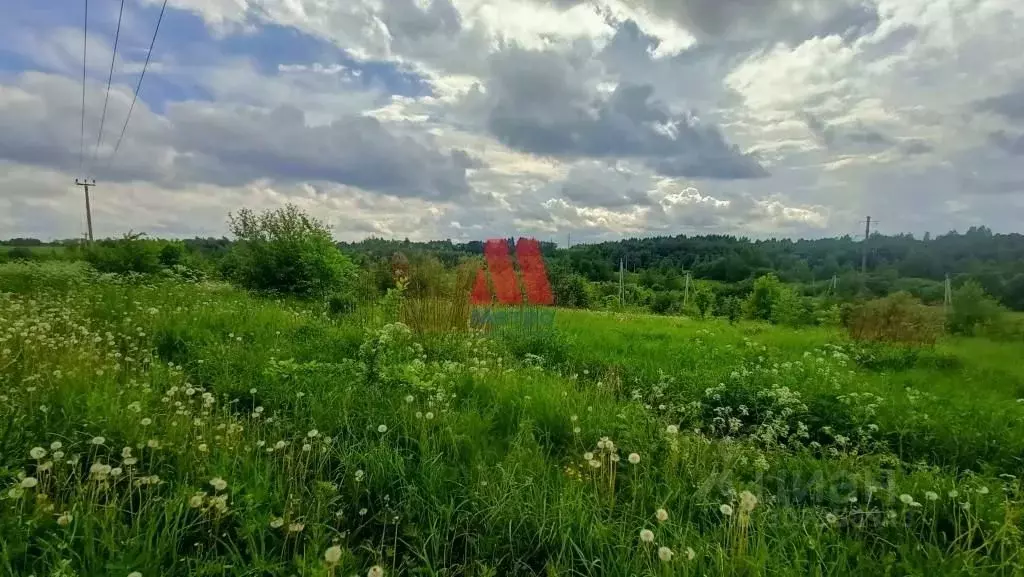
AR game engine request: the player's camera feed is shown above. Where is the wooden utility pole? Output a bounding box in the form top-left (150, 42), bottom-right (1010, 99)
top-left (618, 257), bottom-right (624, 307)
top-left (861, 216), bottom-right (872, 274)
top-left (683, 271), bottom-right (691, 308)
top-left (75, 178), bottom-right (96, 242)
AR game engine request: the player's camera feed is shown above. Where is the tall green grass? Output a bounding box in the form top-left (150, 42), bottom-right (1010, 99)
top-left (1, 262), bottom-right (1021, 576)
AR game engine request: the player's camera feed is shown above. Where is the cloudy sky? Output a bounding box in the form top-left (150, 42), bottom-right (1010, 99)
top-left (2, 0), bottom-right (1023, 243)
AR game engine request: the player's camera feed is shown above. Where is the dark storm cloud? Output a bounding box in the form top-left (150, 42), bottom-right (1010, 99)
top-left (558, 164), bottom-right (654, 208)
top-left (481, 46), bottom-right (767, 179)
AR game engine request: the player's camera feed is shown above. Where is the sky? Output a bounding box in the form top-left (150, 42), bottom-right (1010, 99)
top-left (1, 0), bottom-right (1023, 243)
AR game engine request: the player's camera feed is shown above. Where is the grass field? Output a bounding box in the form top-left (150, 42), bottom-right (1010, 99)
top-left (1, 262), bottom-right (1022, 576)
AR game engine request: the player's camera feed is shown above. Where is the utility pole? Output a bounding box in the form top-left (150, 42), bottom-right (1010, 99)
top-left (567, 232), bottom-right (571, 250)
top-left (861, 216), bottom-right (872, 274)
top-left (944, 273), bottom-right (952, 314)
top-left (75, 178), bottom-right (96, 242)
top-left (618, 257), bottom-right (624, 307)
top-left (683, 271), bottom-right (691, 308)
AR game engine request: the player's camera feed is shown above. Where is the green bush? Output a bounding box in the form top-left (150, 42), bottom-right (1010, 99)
top-left (692, 283), bottom-right (715, 318)
top-left (948, 280), bottom-right (1005, 335)
top-left (5, 246), bottom-right (35, 262)
top-left (84, 233), bottom-right (163, 274)
top-left (744, 273), bottom-right (783, 321)
top-left (226, 204), bottom-right (356, 298)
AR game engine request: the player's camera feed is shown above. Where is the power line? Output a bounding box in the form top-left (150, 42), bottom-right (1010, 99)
top-left (79, 0), bottom-right (89, 173)
top-left (91, 0), bottom-right (125, 169)
top-left (105, 0), bottom-right (169, 171)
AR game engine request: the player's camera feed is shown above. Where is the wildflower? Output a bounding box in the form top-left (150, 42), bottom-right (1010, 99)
top-left (121, 446), bottom-right (132, 458)
top-left (128, 572), bottom-right (143, 577)
top-left (655, 508), bottom-right (668, 522)
top-left (209, 477), bottom-right (228, 491)
top-left (57, 512), bottom-right (73, 526)
top-left (140, 418), bottom-right (152, 426)
top-left (739, 490), bottom-right (758, 513)
top-left (307, 429), bottom-right (319, 438)
top-left (274, 441), bottom-right (286, 450)
top-left (378, 425), bottom-right (388, 433)
top-left (110, 467), bottom-right (122, 477)
top-left (666, 425), bottom-right (679, 435)
top-left (198, 443), bottom-right (208, 453)
top-left (899, 494), bottom-right (913, 505)
top-left (128, 402), bottom-right (142, 413)
top-left (573, 427), bottom-right (581, 434)
top-left (189, 493), bottom-right (206, 508)
top-left (925, 491), bottom-right (938, 501)
top-left (948, 489), bottom-right (959, 498)
top-left (368, 566), bottom-right (385, 577)
top-left (640, 529), bottom-right (655, 543)
top-left (20, 477), bottom-right (38, 489)
top-left (49, 441), bottom-right (62, 450)
top-left (30, 447), bottom-right (47, 460)
top-left (404, 395), bottom-right (414, 403)
top-left (325, 545), bottom-right (343, 564)
top-left (355, 470), bottom-right (365, 482)
top-left (302, 443), bottom-right (312, 452)
top-left (425, 412), bottom-right (434, 420)
top-left (359, 508), bottom-right (368, 516)
top-left (415, 411), bottom-right (423, 419)
top-left (588, 459), bottom-right (601, 468)
top-left (583, 452), bottom-right (594, 461)
top-left (685, 547), bottom-right (696, 561)
top-left (91, 436), bottom-right (105, 446)
top-left (288, 522), bottom-right (305, 533)
top-left (270, 517), bottom-right (285, 529)
top-left (658, 546), bottom-right (674, 562)
top-left (977, 486), bottom-right (990, 495)
top-left (719, 504), bottom-right (734, 516)
top-left (825, 512), bottom-right (838, 525)
top-left (123, 457), bottom-right (138, 466)
top-left (146, 439), bottom-right (160, 449)
top-left (628, 453), bottom-right (641, 465)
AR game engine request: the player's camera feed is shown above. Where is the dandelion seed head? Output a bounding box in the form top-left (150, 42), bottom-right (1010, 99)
top-left (209, 477), bottom-right (228, 491)
top-left (325, 545), bottom-right (343, 564)
top-left (269, 517), bottom-right (284, 528)
top-left (90, 436), bottom-right (105, 446)
top-left (739, 490), bottom-right (758, 513)
top-left (307, 429), bottom-right (319, 438)
top-left (368, 566), bottom-right (385, 577)
top-left (57, 512), bottom-right (73, 526)
top-left (925, 491), bottom-right (938, 501)
top-left (640, 529), bottom-right (655, 543)
top-left (287, 522), bottom-right (305, 533)
top-left (658, 546), bottom-right (674, 562)
top-left (719, 504), bottom-right (734, 516)
top-left (825, 512), bottom-right (838, 524)
top-left (685, 547), bottom-right (695, 561)
top-left (655, 508), bottom-right (668, 522)
top-left (377, 424), bottom-right (388, 433)
top-left (899, 494), bottom-right (913, 504)
top-left (49, 441), bottom-right (62, 450)
top-left (628, 453), bottom-right (640, 465)
top-left (666, 425), bottom-right (679, 435)
top-left (20, 477), bottom-right (38, 488)
top-left (30, 447), bottom-right (47, 460)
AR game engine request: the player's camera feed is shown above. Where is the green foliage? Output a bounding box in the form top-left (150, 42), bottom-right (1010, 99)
top-left (5, 246), bottom-right (35, 262)
top-left (650, 291), bottom-right (678, 315)
top-left (84, 232), bottom-right (164, 274)
top-left (692, 283), bottom-right (715, 318)
top-left (158, 241), bottom-right (186, 268)
top-left (947, 280), bottom-right (1005, 336)
top-left (745, 273), bottom-right (784, 322)
top-left (2, 273), bottom-right (1023, 576)
top-left (552, 272), bottom-right (593, 308)
top-left (226, 204), bottom-right (355, 298)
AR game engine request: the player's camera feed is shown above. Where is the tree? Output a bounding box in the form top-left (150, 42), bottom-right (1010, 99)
top-left (227, 204), bottom-right (355, 298)
top-left (745, 273), bottom-right (783, 321)
top-left (692, 283), bottom-right (715, 318)
top-left (948, 280), bottom-right (1004, 335)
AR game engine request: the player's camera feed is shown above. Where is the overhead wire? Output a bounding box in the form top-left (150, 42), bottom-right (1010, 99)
top-left (79, 0), bottom-right (89, 174)
top-left (91, 0), bottom-right (125, 170)
top-left (104, 0), bottom-right (169, 172)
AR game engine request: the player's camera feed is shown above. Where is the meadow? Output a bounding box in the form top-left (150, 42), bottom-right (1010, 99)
top-left (1, 261), bottom-right (1022, 576)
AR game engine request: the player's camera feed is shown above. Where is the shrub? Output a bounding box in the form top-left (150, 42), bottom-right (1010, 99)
top-left (744, 273), bottom-right (783, 321)
top-left (847, 292), bottom-right (944, 346)
top-left (692, 283), bottom-right (715, 318)
top-left (226, 204), bottom-right (355, 298)
top-left (85, 233), bottom-right (163, 274)
top-left (947, 280), bottom-right (1005, 335)
top-left (158, 242), bottom-right (186, 268)
top-left (553, 273), bottom-right (593, 308)
top-left (651, 291), bottom-right (678, 315)
top-left (5, 246), bottom-right (35, 262)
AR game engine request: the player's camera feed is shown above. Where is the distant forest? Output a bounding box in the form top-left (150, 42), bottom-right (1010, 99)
top-left (6, 225), bottom-right (1024, 310)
